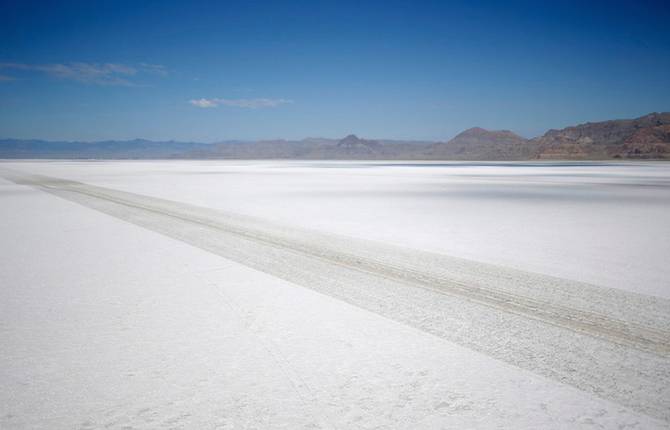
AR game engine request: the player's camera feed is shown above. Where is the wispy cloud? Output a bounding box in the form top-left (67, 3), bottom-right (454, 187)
top-left (140, 63), bottom-right (168, 76)
top-left (189, 98), bottom-right (293, 109)
top-left (0, 62), bottom-right (168, 86)
top-left (190, 98), bottom-right (220, 108)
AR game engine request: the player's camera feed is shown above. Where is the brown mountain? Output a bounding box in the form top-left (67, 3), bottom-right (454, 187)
top-left (337, 134), bottom-right (378, 148)
top-left (334, 134), bottom-right (381, 155)
top-left (534, 112), bottom-right (670, 159)
top-left (429, 127), bottom-right (535, 160)
top-left (2, 112), bottom-right (669, 160)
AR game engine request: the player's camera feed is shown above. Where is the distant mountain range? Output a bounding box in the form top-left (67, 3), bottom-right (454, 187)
top-left (2, 112), bottom-right (669, 160)
top-left (0, 139), bottom-right (212, 159)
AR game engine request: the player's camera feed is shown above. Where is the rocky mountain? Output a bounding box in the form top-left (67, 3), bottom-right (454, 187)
top-left (196, 135), bottom-right (431, 160)
top-left (2, 113), bottom-right (668, 160)
top-left (534, 112), bottom-right (670, 159)
top-left (337, 134), bottom-right (379, 149)
top-left (430, 127), bottom-right (535, 160)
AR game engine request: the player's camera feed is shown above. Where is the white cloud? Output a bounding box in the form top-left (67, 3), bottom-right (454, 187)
top-left (188, 98), bottom-right (293, 109)
top-left (189, 98), bottom-right (219, 108)
top-left (0, 62), bottom-right (167, 86)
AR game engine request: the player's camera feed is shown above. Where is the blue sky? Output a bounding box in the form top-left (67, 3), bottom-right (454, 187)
top-left (1, 0), bottom-right (669, 142)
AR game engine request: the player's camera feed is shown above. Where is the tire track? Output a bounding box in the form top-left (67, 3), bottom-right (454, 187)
top-left (9, 171), bottom-right (669, 356)
top-left (3, 169), bottom-right (670, 421)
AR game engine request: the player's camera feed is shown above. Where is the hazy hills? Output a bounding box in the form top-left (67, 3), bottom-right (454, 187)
top-left (430, 127), bottom-right (537, 160)
top-left (0, 139), bottom-right (212, 159)
top-left (1, 113), bottom-right (669, 160)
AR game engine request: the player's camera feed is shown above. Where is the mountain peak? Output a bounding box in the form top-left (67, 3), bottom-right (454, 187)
top-left (452, 127), bottom-right (525, 143)
top-left (459, 127), bottom-right (489, 136)
top-left (339, 134), bottom-right (361, 145)
top-left (336, 134), bottom-right (380, 152)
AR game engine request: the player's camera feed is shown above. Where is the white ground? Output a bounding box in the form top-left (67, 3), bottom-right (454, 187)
top-left (4, 160), bottom-right (669, 297)
top-left (1, 160), bottom-right (669, 429)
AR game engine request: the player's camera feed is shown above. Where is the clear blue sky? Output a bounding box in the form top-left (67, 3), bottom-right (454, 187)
top-left (1, 0), bottom-right (669, 142)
